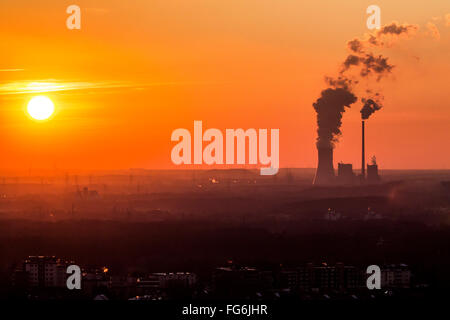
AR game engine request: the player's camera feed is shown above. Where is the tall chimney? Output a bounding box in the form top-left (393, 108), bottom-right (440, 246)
top-left (313, 146), bottom-right (335, 185)
top-left (361, 120), bottom-right (365, 180)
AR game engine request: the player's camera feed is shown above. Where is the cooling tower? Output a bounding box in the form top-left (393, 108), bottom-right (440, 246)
top-left (313, 146), bottom-right (335, 185)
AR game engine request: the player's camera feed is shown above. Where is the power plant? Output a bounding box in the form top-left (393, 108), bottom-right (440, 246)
top-left (313, 146), bottom-right (335, 185)
top-left (313, 120), bottom-right (380, 186)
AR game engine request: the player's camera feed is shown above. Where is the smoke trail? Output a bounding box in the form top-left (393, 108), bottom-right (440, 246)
top-left (378, 22), bottom-right (418, 35)
top-left (312, 21), bottom-right (423, 149)
top-left (313, 88), bottom-right (357, 148)
top-left (342, 22), bottom-right (419, 79)
top-left (360, 98), bottom-right (382, 119)
top-left (347, 22), bottom-right (419, 51)
top-left (341, 52), bottom-right (393, 78)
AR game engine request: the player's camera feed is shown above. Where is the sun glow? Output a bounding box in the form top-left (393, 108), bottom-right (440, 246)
top-left (27, 96), bottom-right (55, 120)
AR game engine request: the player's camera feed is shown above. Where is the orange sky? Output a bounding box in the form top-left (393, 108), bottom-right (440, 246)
top-left (1, 0), bottom-right (449, 173)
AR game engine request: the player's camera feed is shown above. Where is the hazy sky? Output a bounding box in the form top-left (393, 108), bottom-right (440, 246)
top-left (1, 0), bottom-right (449, 172)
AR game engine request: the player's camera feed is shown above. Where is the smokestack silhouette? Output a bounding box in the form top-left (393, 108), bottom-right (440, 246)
top-left (361, 120), bottom-right (365, 179)
top-left (313, 88), bottom-right (357, 185)
top-left (360, 99), bottom-right (381, 181)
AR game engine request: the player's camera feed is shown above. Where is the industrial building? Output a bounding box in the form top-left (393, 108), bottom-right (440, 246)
top-left (367, 157), bottom-right (380, 184)
top-left (337, 163), bottom-right (355, 185)
top-left (314, 120), bottom-right (380, 185)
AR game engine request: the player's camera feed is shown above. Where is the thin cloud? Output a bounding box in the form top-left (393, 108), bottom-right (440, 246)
top-left (0, 80), bottom-right (203, 95)
top-left (0, 69), bottom-right (25, 72)
top-left (426, 22), bottom-right (440, 40)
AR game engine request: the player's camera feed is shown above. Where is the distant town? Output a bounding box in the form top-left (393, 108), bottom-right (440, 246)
top-left (9, 255), bottom-right (414, 301)
top-left (0, 169), bottom-right (449, 301)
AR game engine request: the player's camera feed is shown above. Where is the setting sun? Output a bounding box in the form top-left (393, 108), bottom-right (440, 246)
top-left (27, 96), bottom-right (55, 120)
